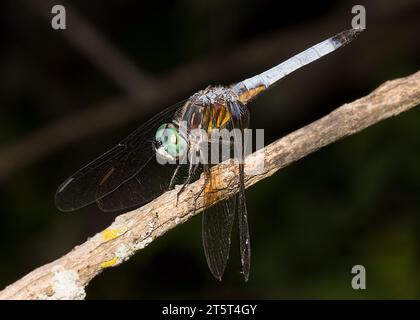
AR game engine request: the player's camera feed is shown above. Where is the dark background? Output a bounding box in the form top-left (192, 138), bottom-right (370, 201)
top-left (0, 0), bottom-right (419, 299)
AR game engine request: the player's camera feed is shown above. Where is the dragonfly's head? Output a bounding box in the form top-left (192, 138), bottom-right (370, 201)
top-left (154, 123), bottom-right (188, 161)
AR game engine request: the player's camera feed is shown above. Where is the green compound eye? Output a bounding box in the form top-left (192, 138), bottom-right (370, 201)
top-left (155, 124), bottom-right (188, 158)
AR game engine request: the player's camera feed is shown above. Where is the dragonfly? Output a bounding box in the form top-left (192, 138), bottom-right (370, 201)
top-left (55, 28), bottom-right (362, 281)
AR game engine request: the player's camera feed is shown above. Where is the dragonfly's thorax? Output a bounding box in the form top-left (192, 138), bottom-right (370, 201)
top-left (190, 86), bottom-right (238, 106)
top-left (175, 86), bottom-right (249, 133)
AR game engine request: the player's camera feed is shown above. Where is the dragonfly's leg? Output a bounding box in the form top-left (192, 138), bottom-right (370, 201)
top-left (168, 164), bottom-right (182, 190)
top-left (193, 167), bottom-right (210, 212)
top-left (175, 155), bottom-right (194, 206)
top-left (193, 182), bottom-right (206, 210)
top-left (176, 163), bottom-right (198, 206)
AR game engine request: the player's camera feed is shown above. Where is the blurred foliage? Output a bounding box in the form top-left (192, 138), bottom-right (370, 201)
top-left (0, 0), bottom-right (419, 299)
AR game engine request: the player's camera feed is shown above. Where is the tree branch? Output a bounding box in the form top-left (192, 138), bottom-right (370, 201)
top-left (0, 71), bottom-right (419, 300)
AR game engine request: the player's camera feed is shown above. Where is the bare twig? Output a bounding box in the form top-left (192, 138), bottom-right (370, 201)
top-left (0, 71), bottom-right (418, 300)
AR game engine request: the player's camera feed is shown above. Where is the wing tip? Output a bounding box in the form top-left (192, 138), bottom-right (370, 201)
top-left (54, 189), bottom-right (81, 212)
top-left (209, 268), bottom-right (224, 282)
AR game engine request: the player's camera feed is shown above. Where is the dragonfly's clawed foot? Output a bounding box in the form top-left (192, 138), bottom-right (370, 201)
top-left (192, 196), bottom-right (199, 214)
top-left (176, 188), bottom-right (185, 206)
top-left (192, 182), bottom-right (206, 213)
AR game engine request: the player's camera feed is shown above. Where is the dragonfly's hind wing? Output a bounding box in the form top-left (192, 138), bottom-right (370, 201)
top-left (97, 154), bottom-right (198, 212)
top-left (55, 100), bottom-right (187, 212)
top-left (96, 155), bottom-right (188, 211)
top-left (238, 163), bottom-right (251, 281)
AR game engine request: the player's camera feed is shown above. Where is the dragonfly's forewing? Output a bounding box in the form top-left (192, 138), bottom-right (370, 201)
top-left (202, 165), bottom-right (236, 281)
top-left (201, 100), bottom-right (251, 281)
top-left (55, 100), bottom-right (187, 212)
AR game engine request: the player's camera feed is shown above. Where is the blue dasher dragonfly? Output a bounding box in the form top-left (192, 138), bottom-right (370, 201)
top-left (56, 28), bottom-right (362, 281)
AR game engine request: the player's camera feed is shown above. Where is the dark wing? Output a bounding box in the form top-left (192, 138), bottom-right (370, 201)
top-left (97, 157), bottom-right (193, 212)
top-left (229, 100), bottom-right (251, 281)
top-left (237, 162), bottom-right (251, 281)
top-left (55, 100), bottom-right (186, 212)
top-left (201, 100), bottom-right (252, 281)
top-left (202, 165), bottom-right (236, 281)
top-left (95, 156), bottom-right (182, 212)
